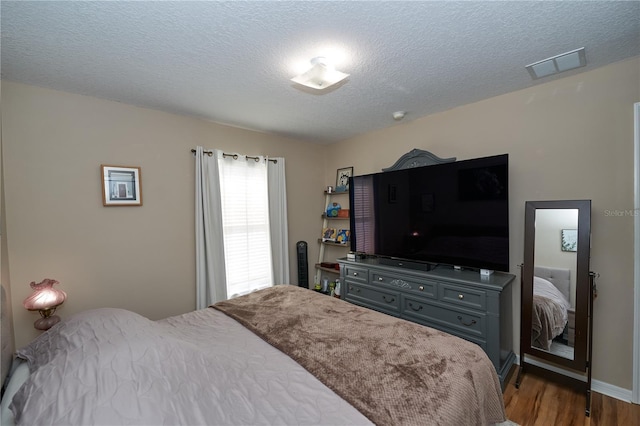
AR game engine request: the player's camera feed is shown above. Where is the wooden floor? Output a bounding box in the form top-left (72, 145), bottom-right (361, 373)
top-left (504, 368), bottom-right (640, 426)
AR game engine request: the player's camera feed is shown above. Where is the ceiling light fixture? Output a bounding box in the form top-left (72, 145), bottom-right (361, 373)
top-left (525, 47), bottom-right (586, 80)
top-left (291, 57), bottom-right (349, 90)
top-left (392, 111), bottom-right (407, 121)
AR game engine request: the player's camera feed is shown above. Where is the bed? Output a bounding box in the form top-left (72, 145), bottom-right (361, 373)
top-left (531, 266), bottom-right (572, 351)
top-left (2, 285), bottom-right (507, 425)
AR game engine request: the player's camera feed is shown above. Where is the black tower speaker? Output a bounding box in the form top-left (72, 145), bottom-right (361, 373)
top-left (296, 241), bottom-right (309, 288)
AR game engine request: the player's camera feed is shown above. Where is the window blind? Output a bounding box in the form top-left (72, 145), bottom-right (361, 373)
top-left (218, 156), bottom-right (273, 298)
top-left (352, 175), bottom-right (375, 254)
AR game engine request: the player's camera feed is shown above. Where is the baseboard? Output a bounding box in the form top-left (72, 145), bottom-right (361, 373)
top-left (592, 378), bottom-right (633, 403)
top-left (515, 355), bottom-right (633, 403)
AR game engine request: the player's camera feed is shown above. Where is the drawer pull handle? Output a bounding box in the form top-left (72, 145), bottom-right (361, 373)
top-left (382, 295), bottom-right (395, 303)
top-left (458, 294), bottom-right (464, 300)
top-left (418, 286), bottom-right (424, 291)
top-left (409, 302), bottom-right (422, 311)
top-left (457, 316), bottom-right (476, 327)
top-left (378, 277), bottom-right (383, 281)
top-left (353, 272), bottom-right (358, 277)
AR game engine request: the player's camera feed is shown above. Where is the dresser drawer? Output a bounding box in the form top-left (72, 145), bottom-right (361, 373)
top-left (439, 283), bottom-right (486, 311)
top-left (408, 314), bottom-right (489, 353)
top-left (343, 264), bottom-right (369, 284)
top-left (346, 282), bottom-right (400, 313)
top-left (370, 272), bottom-right (437, 299)
top-left (402, 295), bottom-right (486, 338)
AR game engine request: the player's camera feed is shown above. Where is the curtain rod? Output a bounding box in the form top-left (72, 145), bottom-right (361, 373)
top-left (190, 149), bottom-right (277, 163)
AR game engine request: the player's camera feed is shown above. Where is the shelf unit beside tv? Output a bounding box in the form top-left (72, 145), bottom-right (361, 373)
top-left (315, 190), bottom-right (349, 285)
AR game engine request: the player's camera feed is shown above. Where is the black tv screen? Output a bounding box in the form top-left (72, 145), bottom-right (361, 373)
top-left (349, 154), bottom-right (509, 271)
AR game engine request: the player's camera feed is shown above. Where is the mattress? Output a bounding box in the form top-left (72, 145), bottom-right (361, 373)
top-left (5, 286), bottom-right (508, 425)
top-left (9, 307), bottom-right (371, 425)
top-left (0, 360), bottom-right (29, 426)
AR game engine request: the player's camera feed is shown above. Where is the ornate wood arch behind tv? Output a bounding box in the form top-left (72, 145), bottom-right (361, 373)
top-left (382, 148), bottom-right (456, 171)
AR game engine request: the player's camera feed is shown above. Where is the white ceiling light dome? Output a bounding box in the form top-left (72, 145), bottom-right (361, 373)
top-left (291, 57), bottom-right (350, 91)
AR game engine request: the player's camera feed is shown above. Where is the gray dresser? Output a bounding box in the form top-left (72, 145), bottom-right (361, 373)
top-left (338, 257), bottom-right (515, 389)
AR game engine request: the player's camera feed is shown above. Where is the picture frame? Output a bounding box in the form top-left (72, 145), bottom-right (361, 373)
top-left (336, 229), bottom-right (350, 244)
top-left (561, 229), bottom-right (577, 252)
top-left (335, 166), bottom-right (354, 192)
top-left (101, 165), bottom-right (142, 206)
top-left (322, 227), bottom-right (337, 242)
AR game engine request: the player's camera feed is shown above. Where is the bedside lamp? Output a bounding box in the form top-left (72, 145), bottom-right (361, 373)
top-left (23, 279), bottom-right (67, 330)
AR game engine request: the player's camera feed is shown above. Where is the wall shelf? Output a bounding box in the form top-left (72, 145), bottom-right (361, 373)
top-left (315, 264), bottom-right (340, 274)
top-left (317, 239), bottom-right (350, 247)
top-left (315, 189), bottom-right (350, 286)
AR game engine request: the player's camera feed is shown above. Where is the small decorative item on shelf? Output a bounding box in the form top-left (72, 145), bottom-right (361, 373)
top-left (336, 229), bottom-right (350, 244)
top-left (326, 202), bottom-right (341, 217)
top-left (334, 279), bottom-right (341, 298)
top-left (337, 209), bottom-right (349, 218)
top-left (322, 228), bottom-right (337, 242)
top-left (326, 185), bottom-right (334, 193)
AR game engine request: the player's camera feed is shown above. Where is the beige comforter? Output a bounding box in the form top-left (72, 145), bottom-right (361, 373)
top-left (214, 285), bottom-right (506, 426)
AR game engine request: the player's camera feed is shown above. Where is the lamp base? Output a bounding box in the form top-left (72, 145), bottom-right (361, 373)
top-left (34, 315), bottom-right (61, 331)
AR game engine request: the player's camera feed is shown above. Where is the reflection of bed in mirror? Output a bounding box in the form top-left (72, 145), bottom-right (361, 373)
top-left (532, 265), bottom-right (574, 359)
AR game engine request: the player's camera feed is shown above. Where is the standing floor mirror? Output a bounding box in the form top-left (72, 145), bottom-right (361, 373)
top-left (516, 199), bottom-right (596, 416)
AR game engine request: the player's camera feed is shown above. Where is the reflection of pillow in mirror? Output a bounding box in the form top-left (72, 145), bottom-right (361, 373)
top-left (533, 276), bottom-right (570, 311)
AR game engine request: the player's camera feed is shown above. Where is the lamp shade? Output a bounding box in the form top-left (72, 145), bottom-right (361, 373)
top-left (23, 279), bottom-right (66, 311)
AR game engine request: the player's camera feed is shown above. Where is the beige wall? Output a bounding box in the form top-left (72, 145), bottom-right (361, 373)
top-left (2, 57), bottom-right (638, 391)
top-left (1, 84), bottom-right (17, 381)
top-left (326, 57), bottom-right (640, 390)
top-left (2, 81), bottom-right (327, 349)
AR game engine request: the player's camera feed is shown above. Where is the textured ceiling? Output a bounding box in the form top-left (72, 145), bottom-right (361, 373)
top-left (2, 1), bottom-right (639, 144)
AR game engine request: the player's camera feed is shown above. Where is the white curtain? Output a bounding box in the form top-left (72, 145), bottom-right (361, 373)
top-left (195, 147), bottom-right (289, 307)
top-left (267, 157), bottom-right (290, 285)
top-left (195, 147), bottom-right (227, 309)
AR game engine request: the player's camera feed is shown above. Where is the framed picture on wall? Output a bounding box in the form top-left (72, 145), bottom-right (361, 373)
top-left (561, 229), bottom-right (577, 252)
top-left (335, 166), bottom-right (353, 192)
top-left (101, 165), bottom-right (142, 206)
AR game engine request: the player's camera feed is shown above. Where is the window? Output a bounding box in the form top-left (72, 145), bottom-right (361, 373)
top-left (218, 157), bottom-right (273, 297)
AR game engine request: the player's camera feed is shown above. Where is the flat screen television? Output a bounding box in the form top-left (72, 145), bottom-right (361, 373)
top-left (349, 154), bottom-right (509, 272)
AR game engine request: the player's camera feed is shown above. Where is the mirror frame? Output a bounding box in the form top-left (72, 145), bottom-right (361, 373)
top-left (521, 199), bottom-right (591, 371)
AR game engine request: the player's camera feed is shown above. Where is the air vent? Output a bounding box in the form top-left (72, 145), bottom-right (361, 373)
top-left (526, 47), bottom-right (586, 79)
